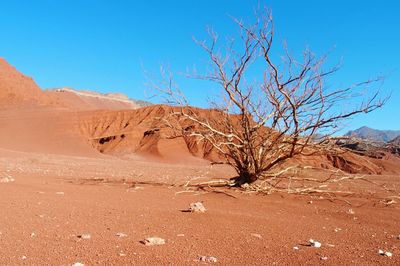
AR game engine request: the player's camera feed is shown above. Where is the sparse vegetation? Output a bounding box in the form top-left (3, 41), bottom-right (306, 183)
top-left (153, 8), bottom-right (387, 186)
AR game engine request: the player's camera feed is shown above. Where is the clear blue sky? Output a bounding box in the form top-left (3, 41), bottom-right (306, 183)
top-left (0, 0), bottom-right (399, 132)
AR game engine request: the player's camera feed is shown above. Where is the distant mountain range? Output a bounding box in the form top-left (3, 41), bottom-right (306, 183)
top-left (344, 126), bottom-right (400, 142)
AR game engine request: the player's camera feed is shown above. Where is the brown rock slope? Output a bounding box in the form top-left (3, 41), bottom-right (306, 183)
top-left (0, 58), bottom-right (55, 107)
top-left (78, 105), bottom-right (217, 162)
top-left (78, 104), bottom-right (400, 174)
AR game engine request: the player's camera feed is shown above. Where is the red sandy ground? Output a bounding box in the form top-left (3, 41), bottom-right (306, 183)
top-left (0, 58), bottom-right (399, 265)
top-left (1, 149), bottom-right (399, 265)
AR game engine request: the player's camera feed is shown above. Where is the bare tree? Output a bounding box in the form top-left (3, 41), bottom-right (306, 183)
top-left (150, 8), bottom-right (387, 185)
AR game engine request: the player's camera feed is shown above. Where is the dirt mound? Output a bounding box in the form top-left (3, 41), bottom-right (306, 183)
top-left (78, 105), bottom-right (211, 162)
top-left (0, 106), bottom-right (99, 156)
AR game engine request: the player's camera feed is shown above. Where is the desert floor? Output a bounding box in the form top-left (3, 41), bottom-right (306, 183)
top-left (0, 148), bottom-right (399, 265)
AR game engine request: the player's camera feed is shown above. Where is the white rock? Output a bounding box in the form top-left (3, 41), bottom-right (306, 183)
top-left (116, 232), bottom-right (127, 238)
top-left (347, 208), bottom-right (355, 215)
top-left (78, 234), bottom-right (91, 240)
top-left (293, 246), bottom-right (299, 250)
top-left (385, 251), bottom-right (393, 257)
top-left (189, 202), bottom-right (206, 213)
top-left (198, 256), bottom-right (217, 263)
top-left (71, 263), bottom-right (84, 266)
top-left (309, 239), bottom-right (322, 248)
top-left (251, 233), bottom-right (262, 239)
top-left (142, 236), bottom-right (165, 246)
top-left (379, 249), bottom-right (393, 257)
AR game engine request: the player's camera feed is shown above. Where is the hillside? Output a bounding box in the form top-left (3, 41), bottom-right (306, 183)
top-left (0, 58), bottom-right (54, 107)
top-left (46, 87), bottom-right (151, 111)
top-left (0, 58), bottom-right (399, 175)
top-left (345, 126), bottom-right (400, 142)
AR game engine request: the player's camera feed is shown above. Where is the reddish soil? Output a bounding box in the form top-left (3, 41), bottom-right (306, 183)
top-left (0, 58), bottom-right (399, 265)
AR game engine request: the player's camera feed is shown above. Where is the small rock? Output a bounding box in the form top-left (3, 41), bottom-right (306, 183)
top-left (309, 239), bottom-right (322, 248)
top-left (77, 234), bottom-right (91, 240)
top-left (334, 228), bottom-right (342, 232)
top-left (71, 263), bottom-right (84, 266)
top-left (397, 235), bottom-right (400, 240)
top-left (56, 191), bottom-right (65, 195)
top-left (308, 201), bottom-right (313, 204)
top-left (30, 232), bottom-right (36, 237)
top-left (293, 246), bottom-right (299, 250)
top-left (177, 234), bottom-right (185, 237)
top-left (347, 208), bottom-right (355, 215)
top-left (320, 256), bottom-right (328, 260)
top-left (379, 249), bottom-right (393, 257)
top-left (21, 255), bottom-right (27, 260)
top-left (142, 236), bottom-right (165, 246)
top-left (241, 183), bottom-right (250, 189)
top-left (385, 252), bottom-right (393, 257)
top-left (251, 233), bottom-right (262, 239)
top-left (189, 202), bottom-right (206, 213)
top-left (116, 232), bottom-right (127, 238)
top-left (198, 256), bottom-right (217, 263)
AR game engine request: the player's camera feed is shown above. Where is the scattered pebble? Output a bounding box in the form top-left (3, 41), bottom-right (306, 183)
top-left (142, 236), bottom-right (165, 246)
top-left (334, 228), bottom-right (342, 232)
top-left (71, 263), bottom-right (84, 266)
top-left (309, 239), bottom-right (322, 248)
top-left (251, 233), bottom-right (262, 239)
top-left (198, 256), bottom-right (217, 263)
top-left (320, 256), bottom-right (328, 261)
top-left (347, 209), bottom-right (355, 215)
top-left (378, 249), bottom-right (392, 257)
top-left (77, 234), bottom-right (91, 240)
top-left (21, 255), bottom-right (27, 260)
top-left (116, 232), bottom-right (127, 238)
top-left (293, 246), bottom-right (299, 250)
top-left (0, 176), bottom-right (14, 183)
top-left (30, 232), bottom-right (36, 237)
top-left (189, 202), bottom-right (206, 213)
